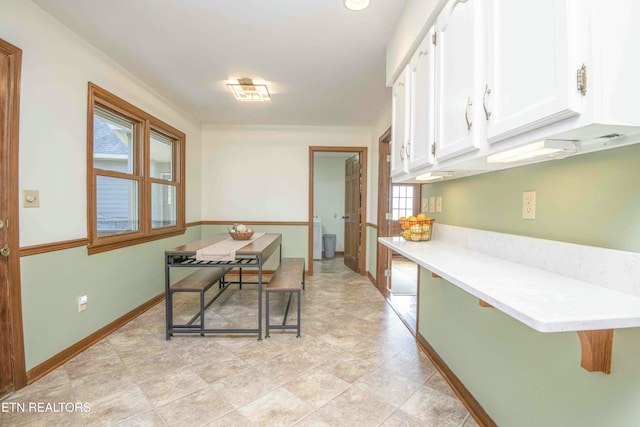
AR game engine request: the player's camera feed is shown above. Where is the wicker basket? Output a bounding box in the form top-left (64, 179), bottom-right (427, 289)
top-left (229, 230), bottom-right (254, 240)
top-left (400, 218), bottom-right (434, 241)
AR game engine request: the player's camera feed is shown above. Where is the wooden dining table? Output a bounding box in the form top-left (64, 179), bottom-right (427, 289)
top-left (164, 233), bottom-right (282, 340)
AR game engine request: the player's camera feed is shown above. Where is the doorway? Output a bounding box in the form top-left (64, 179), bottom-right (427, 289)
top-left (376, 129), bottom-right (421, 334)
top-left (308, 147), bottom-right (367, 276)
top-left (0, 38), bottom-right (26, 396)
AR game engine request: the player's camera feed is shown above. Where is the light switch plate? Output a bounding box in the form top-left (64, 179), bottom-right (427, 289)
top-left (523, 191), bottom-right (536, 219)
top-left (23, 190), bottom-right (40, 208)
top-left (428, 196), bottom-right (435, 213)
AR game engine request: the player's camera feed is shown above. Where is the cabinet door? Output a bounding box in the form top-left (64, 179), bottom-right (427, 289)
top-left (408, 28), bottom-right (436, 171)
top-left (435, 0), bottom-right (481, 161)
top-left (485, 0), bottom-right (580, 144)
top-left (391, 65), bottom-right (411, 178)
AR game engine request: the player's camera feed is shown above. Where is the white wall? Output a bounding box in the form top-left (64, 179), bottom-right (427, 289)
top-left (1, 0), bottom-right (202, 247)
top-left (313, 153), bottom-right (352, 252)
top-left (200, 125), bottom-right (371, 221)
top-left (386, 0), bottom-right (445, 84)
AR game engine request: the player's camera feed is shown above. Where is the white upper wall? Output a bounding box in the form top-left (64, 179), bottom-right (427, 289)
top-left (200, 125), bottom-right (371, 222)
top-left (1, 0), bottom-right (202, 246)
top-left (386, 0), bottom-right (445, 85)
top-left (369, 105), bottom-right (392, 226)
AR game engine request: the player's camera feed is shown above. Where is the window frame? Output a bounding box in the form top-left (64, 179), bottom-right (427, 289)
top-left (87, 83), bottom-right (185, 254)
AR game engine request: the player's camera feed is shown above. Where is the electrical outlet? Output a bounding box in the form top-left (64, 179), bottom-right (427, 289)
top-left (522, 191), bottom-right (536, 219)
top-left (436, 196), bottom-right (442, 213)
top-left (78, 295), bottom-right (88, 312)
top-left (429, 196), bottom-right (435, 213)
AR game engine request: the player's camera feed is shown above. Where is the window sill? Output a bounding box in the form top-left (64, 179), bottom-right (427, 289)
top-left (88, 228), bottom-right (186, 255)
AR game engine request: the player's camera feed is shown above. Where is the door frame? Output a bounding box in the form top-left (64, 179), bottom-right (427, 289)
top-left (0, 38), bottom-right (26, 392)
top-left (375, 127), bottom-right (391, 297)
top-left (308, 146), bottom-right (367, 276)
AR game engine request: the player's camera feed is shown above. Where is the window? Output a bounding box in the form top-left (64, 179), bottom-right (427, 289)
top-left (88, 83), bottom-right (185, 254)
top-left (391, 185), bottom-right (415, 220)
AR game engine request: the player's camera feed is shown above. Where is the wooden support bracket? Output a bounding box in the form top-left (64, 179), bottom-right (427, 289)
top-left (431, 272), bottom-right (441, 278)
top-left (479, 299), bottom-right (493, 308)
top-left (577, 330), bottom-right (613, 374)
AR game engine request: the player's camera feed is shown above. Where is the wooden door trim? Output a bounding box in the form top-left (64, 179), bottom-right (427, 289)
top-left (0, 38), bottom-right (26, 390)
top-left (376, 127), bottom-right (392, 297)
top-left (308, 146), bottom-right (367, 276)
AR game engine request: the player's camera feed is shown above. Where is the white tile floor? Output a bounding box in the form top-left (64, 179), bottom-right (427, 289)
top-left (1, 257), bottom-right (479, 427)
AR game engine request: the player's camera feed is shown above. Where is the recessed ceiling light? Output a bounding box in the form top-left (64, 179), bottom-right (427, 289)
top-left (227, 78), bottom-right (271, 102)
top-left (344, 0), bottom-right (370, 12)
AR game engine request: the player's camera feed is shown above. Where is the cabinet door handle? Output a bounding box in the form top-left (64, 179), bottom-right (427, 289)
top-left (400, 144), bottom-right (405, 160)
top-left (465, 97), bottom-right (473, 130)
top-left (483, 85), bottom-right (492, 121)
top-left (405, 142), bottom-right (411, 158)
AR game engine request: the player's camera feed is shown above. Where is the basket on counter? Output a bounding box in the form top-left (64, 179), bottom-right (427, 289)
top-left (228, 230), bottom-right (254, 240)
top-left (399, 217), bottom-right (434, 242)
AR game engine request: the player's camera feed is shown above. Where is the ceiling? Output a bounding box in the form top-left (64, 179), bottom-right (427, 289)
top-left (32, 0), bottom-right (406, 126)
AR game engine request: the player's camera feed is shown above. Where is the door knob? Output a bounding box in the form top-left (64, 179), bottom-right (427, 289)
top-left (0, 246), bottom-right (10, 257)
top-left (342, 216), bottom-right (348, 219)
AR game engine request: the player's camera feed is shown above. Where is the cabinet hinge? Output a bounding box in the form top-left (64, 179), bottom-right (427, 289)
top-left (431, 143), bottom-right (436, 156)
top-left (577, 63), bottom-right (587, 96)
top-left (432, 32), bottom-right (437, 45)
top-left (386, 154), bottom-right (391, 163)
top-left (384, 269), bottom-right (392, 277)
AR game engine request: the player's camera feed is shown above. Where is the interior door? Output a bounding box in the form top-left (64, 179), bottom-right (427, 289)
top-left (344, 154), bottom-right (360, 273)
top-left (0, 38), bottom-right (25, 396)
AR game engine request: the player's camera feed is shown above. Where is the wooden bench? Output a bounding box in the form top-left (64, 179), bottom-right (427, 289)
top-left (168, 267), bottom-right (232, 336)
top-left (265, 258), bottom-right (305, 338)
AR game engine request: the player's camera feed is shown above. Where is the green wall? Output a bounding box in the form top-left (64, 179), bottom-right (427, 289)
top-left (366, 225), bottom-right (377, 279)
top-left (20, 226), bottom-right (202, 370)
top-left (418, 144), bottom-right (640, 426)
top-left (422, 143), bottom-right (640, 252)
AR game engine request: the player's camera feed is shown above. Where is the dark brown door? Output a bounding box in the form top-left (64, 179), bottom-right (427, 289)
top-left (344, 154), bottom-right (360, 273)
top-left (0, 38), bottom-right (25, 396)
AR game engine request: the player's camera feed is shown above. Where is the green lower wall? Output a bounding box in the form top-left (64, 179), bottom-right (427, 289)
top-left (20, 226), bottom-right (202, 370)
top-left (418, 144), bottom-right (640, 426)
top-left (366, 225), bottom-right (377, 279)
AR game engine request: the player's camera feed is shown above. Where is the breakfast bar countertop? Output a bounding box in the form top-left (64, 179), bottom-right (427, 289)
top-left (378, 232), bottom-right (640, 334)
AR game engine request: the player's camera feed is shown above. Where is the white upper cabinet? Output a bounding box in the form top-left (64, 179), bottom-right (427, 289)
top-left (408, 28), bottom-right (436, 171)
top-left (484, 0), bottom-right (580, 144)
top-left (434, 0), bottom-right (484, 162)
top-left (391, 65), bottom-right (411, 178)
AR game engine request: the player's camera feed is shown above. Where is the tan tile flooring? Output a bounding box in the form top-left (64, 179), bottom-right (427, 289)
top-left (1, 257), bottom-right (478, 427)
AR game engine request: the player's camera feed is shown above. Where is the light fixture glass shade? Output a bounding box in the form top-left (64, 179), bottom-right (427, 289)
top-left (344, 0), bottom-right (370, 11)
top-left (227, 78), bottom-right (271, 102)
top-left (487, 140), bottom-right (578, 164)
top-left (416, 171), bottom-right (452, 182)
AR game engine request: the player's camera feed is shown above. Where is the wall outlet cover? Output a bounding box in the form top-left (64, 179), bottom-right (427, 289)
top-left (523, 191), bottom-right (536, 219)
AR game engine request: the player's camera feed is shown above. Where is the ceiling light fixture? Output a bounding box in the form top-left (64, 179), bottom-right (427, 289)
top-left (227, 78), bottom-right (271, 102)
top-left (344, 0), bottom-right (370, 12)
top-left (487, 140), bottom-right (578, 164)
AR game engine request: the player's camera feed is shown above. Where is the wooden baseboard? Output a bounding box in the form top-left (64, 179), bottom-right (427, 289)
top-left (416, 332), bottom-right (496, 427)
top-left (367, 271), bottom-right (375, 285)
top-left (26, 292), bottom-right (165, 384)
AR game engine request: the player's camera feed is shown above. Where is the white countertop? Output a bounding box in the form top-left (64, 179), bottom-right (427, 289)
top-left (379, 235), bottom-right (640, 333)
